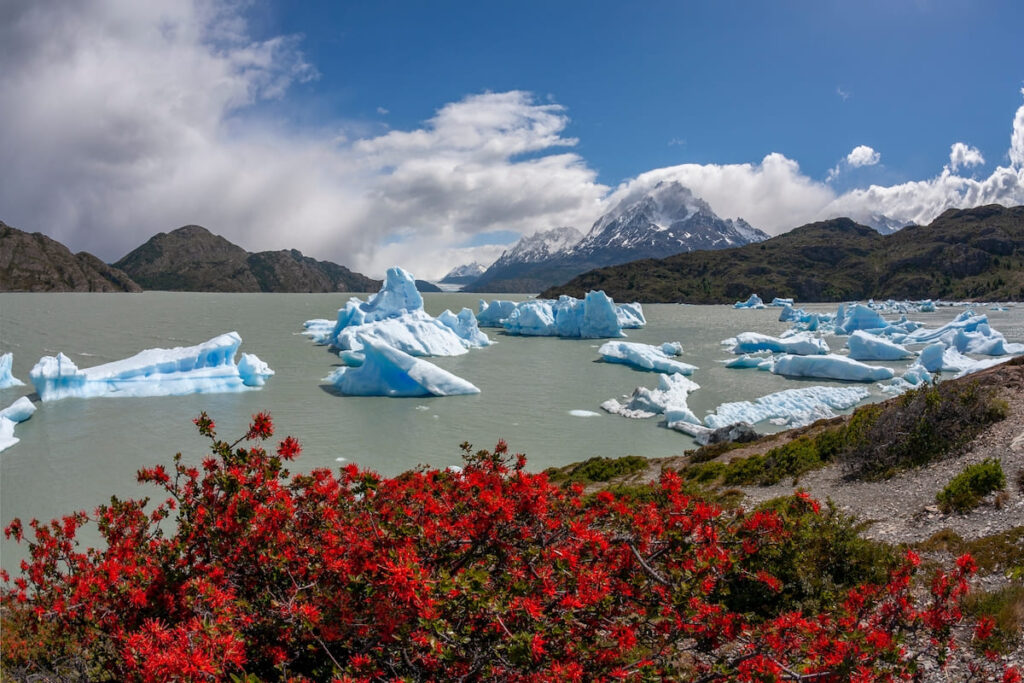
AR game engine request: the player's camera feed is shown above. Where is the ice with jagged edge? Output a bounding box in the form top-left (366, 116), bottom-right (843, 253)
top-left (725, 331), bottom-right (828, 356)
top-left (835, 303), bottom-right (888, 334)
top-left (304, 267), bottom-right (491, 357)
top-left (601, 373), bottom-right (701, 427)
top-left (734, 293), bottom-right (765, 309)
top-left (477, 300), bottom-right (519, 327)
top-left (0, 353), bottom-right (25, 389)
top-left (772, 354), bottom-right (894, 382)
top-left (29, 332), bottom-right (273, 401)
top-left (0, 396), bottom-right (36, 452)
top-left (902, 310), bottom-right (1024, 356)
top-left (598, 341), bottom-right (697, 375)
top-left (324, 339), bottom-right (479, 397)
top-left (770, 297), bottom-right (794, 307)
top-left (501, 291), bottom-right (642, 338)
top-left (845, 330), bottom-right (914, 361)
top-left (702, 386), bottom-right (870, 430)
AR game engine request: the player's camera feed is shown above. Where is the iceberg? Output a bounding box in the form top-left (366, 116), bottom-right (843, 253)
top-left (772, 353), bottom-right (895, 382)
top-left (770, 297), bottom-right (795, 307)
top-left (0, 353), bottom-right (25, 389)
top-left (598, 341), bottom-right (697, 375)
top-left (726, 331), bottom-right (829, 356)
top-left (722, 353), bottom-right (773, 370)
top-left (324, 339), bottom-right (479, 397)
top-left (601, 373), bottom-right (701, 427)
top-left (703, 386), bottom-right (870, 430)
top-left (901, 310), bottom-right (1024, 356)
top-left (29, 332), bottom-right (273, 401)
top-left (934, 347), bottom-right (1013, 377)
top-left (616, 302), bottom-right (647, 329)
top-left (836, 304), bottom-right (888, 334)
top-left (845, 330), bottom-right (914, 361)
top-left (919, 300), bottom-right (936, 312)
top-left (502, 291), bottom-right (638, 338)
top-left (0, 396), bottom-right (36, 453)
top-left (477, 300), bottom-right (518, 327)
top-left (307, 268), bottom-right (490, 356)
top-left (660, 341), bottom-right (683, 356)
top-left (734, 293), bottom-right (765, 309)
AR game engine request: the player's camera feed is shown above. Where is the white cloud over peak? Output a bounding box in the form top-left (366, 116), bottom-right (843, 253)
top-left (948, 143), bottom-right (985, 171)
top-left (1, 1), bottom-right (1023, 280)
top-left (846, 145), bottom-right (881, 167)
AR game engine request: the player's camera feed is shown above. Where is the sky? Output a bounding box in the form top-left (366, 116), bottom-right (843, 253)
top-left (2, 0), bottom-right (1023, 279)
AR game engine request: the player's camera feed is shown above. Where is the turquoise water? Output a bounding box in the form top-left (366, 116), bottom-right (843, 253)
top-left (2, 293), bottom-right (1022, 570)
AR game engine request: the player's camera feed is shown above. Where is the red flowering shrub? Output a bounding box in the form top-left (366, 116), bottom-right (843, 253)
top-left (1, 413), bottom-right (1018, 682)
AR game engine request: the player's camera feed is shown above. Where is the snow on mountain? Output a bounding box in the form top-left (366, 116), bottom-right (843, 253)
top-left (492, 227), bottom-right (584, 266)
top-left (439, 262), bottom-right (489, 285)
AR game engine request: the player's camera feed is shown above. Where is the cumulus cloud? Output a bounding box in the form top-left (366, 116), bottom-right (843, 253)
top-left (948, 143), bottom-right (985, 172)
top-left (846, 145), bottom-right (881, 168)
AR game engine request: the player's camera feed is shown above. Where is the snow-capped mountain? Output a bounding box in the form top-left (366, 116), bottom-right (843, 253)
top-left (568, 181), bottom-right (768, 262)
top-left (491, 227), bottom-right (584, 267)
top-left (862, 214), bottom-right (913, 235)
top-left (439, 262), bottom-right (489, 285)
top-left (466, 183), bottom-right (765, 292)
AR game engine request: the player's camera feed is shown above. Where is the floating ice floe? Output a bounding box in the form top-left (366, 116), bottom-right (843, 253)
top-left (770, 297), bottom-right (794, 307)
top-left (901, 310), bottom-right (1024, 356)
top-left (734, 293), bottom-right (765, 309)
top-left (722, 353), bottom-right (774, 371)
top-left (601, 373), bottom-right (701, 427)
top-left (324, 339), bottom-right (480, 397)
top-left (29, 332), bottom-right (274, 401)
top-left (305, 267), bottom-right (490, 357)
top-left (477, 300), bottom-right (519, 327)
top-left (835, 304), bottom-right (888, 335)
top-left (725, 331), bottom-right (828, 356)
top-left (845, 330), bottom-right (914, 361)
top-left (0, 396), bottom-right (36, 452)
top-left (660, 341), bottom-right (683, 356)
top-left (772, 353), bottom-right (894, 382)
top-left (0, 353), bottom-right (25, 389)
top-left (598, 341), bottom-right (697, 375)
top-left (501, 291), bottom-right (641, 338)
top-left (702, 386), bottom-right (870, 430)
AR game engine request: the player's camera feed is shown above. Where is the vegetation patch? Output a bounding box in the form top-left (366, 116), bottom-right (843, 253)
top-left (936, 459), bottom-right (1006, 513)
top-left (916, 526), bottom-right (1024, 576)
top-left (544, 454), bottom-right (648, 485)
top-left (964, 584), bottom-right (1024, 654)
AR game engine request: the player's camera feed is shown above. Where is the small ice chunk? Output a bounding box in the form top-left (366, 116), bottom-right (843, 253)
top-left (772, 354), bottom-right (894, 382)
top-left (0, 353), bottom-right (26, 389)
top-left (770, 297), bottom-right (794, 307)
top-left (703, 386), bottom-right (869, 430)
top-left (569, 410), bottom-right (601, 417)
top-left (601, 373), bottom-right (701, 427)
top-left (29, 332), bottom-right (273, 401)
top-left (660, 341), bottom-right (683, 356)
top-left (728, 331), bottom-right (829, 356)
top-left (599, 341), bottom-right (697, 375)
top-left (734, 293), bottom-right (765, 309)
top-left (845, 331), bottom-right (914, 361)
top-left (0, 396), bottom-right (37, 452)
top-left (324, 339), bottom-right (480, 397)
top-left (723, 353), bottom-right (770, 369)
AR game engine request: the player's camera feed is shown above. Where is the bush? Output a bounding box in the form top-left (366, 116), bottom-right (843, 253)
top-left (1, 414), bottom-right (1017, 682)
top-left (936, 459), bottom-right (1006, 513)
top-left (545, 454), bottom-right (648, 484)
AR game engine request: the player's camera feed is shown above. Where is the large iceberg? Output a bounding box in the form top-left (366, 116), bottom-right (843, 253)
top-left (703, 386), bottom-right (870, 430)
top-left (725, 331), bottom-right (829, 356)
top-left (601, 373), bottom-right (701, 427)
top-left (324, 339), bottom-right (479, 397)
top-left (306, 268), bottom-right (490, 357)
top-left (835, 304), bottom-right (888, 334)
top-left (477, 300), bottom-right (519, 327)
top-left (902, 310), bottom-right (1024, 356)
top-left (845, 330), bottom-right (914, 361)
top-left (29, 332), bottom-right (273, 401)
top-left (0, 396), bottom-right (36, 453)
top-left (502, 291), bottom-right (639, 338)
top-left (0, 353), bottom-right (25, 389)
top-left (598, 341), bottom-right (697, 375)
top-left (772, 354), bottom-right (895, 382)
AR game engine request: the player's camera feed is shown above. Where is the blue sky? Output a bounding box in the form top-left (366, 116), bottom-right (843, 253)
top-left (2, 0), bottom-right (1023, 277)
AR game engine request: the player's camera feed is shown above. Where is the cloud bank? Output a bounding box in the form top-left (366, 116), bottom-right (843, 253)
top-left (1, 1), bottom-right (1023, 279)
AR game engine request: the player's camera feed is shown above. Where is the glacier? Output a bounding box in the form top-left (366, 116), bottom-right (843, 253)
top-left (772, 354), bottom-right (895, 382)
top-left (0, 353), bottom-right (25, 389)
top-left (0, 396), bottom-right (37, 453)
top-left (726, 331), bottom-right (829, 356)
top-left (324, 339), bottom-right (480, 397)
top-left (305, 267), bottom-right (490, 356)
top-left (598, 341), bottom-right (697, 375)
top-left (845, 330), bottom-right (914, 361)
top-left (29, 332), bottom-right (273, 401)
top-left (734, 293), bottom-right (765, 309)
top-left (601, 373), bottom-right (701, 427)
top-left (702, 386), bottom-right (870, 430)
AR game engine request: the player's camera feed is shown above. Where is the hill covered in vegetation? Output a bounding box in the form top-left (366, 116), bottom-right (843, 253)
top-left (542, 205), bottom-right (1024, 303)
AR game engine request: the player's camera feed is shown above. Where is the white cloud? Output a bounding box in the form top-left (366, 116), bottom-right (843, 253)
top-left (1011, 87), bottom-right (1024, 168)
top-left (836, 86), bottom-right (850, 101)
top-left (846, 145), bottom-right (881, 167)
top-left (948, 142), bottom-right (985, 171)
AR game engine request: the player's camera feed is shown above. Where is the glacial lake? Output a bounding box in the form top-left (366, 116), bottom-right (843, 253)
top-left (2, 292), bottom-right (1023, 571)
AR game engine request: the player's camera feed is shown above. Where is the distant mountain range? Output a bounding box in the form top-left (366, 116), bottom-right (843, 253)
top-left (439, 262), bottom-right (488, 285)
top-left (0, 223), bottom-right (385, 293)
top-left (465, 181), bottom-right (769, 292)
top-left (542, 204), bottom-right (1024, 303)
